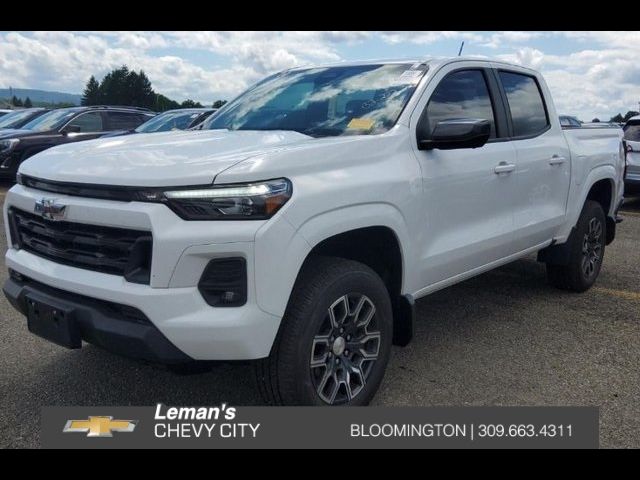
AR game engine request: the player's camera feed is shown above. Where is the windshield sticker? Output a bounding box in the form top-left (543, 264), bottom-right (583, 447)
top-left (395, 69), bottom-right (424, 85)
top-left (347, 118), bottom-right (376, 130)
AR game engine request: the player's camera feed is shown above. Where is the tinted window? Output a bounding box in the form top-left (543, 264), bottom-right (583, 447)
top-left (67, 112), bottom-right (103, 132)
top-left (499, 71), bottom-right (548, 137)
top-left (108, 112), bottom-right (148, 131)
top-left (426, 70), bottom-right (496, 138)
top-left (624, 122), bottom-right (640, 142)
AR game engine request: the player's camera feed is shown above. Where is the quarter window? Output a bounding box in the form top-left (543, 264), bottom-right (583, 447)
top-left (499, 71), bottom-right (549, 137)
top-left (426, 70), bottom-right (497, 138)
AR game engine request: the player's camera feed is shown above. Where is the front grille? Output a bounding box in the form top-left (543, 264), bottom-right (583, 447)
top-left (9, 208), bottom-right (153, 284)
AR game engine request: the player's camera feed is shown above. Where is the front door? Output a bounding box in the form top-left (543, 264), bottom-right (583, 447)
top-left (412, 67), bottom-right (519, 289)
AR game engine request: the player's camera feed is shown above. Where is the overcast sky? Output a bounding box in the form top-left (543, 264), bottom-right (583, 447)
top-left (1, 31), bottom-right (639, 121)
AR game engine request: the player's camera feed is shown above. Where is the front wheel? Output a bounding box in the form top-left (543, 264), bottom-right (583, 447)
top-left (255, 256), bottom-right (393, 406)
top-left (546, 200), bottom-right (606, 292)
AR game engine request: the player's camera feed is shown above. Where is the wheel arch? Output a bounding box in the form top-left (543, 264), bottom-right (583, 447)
top-left (290, 204), bottom-right (415, 346)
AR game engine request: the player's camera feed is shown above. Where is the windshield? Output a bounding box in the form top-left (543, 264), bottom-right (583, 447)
top-left (136, 111), bottom-right (203, 133)
top-left (624, 122), bottom-right (640, 142)
top-left (204, 63), bottom-right (427, 137)
top-left (21, 109), bottom-right (80, 132)
top-left (0, 110), bottom-right (40, 128)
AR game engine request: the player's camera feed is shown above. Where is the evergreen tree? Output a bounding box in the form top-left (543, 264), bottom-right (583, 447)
top-left (180, 99), bottom-right (203, 108)
top-left (82, 76), bottom-right (101, 105)
top-left (212, 100), bottom-right (227, 109)
top-left (23, 97), bottom-right (32, 108)
top-left (11, 96), bottom-right (23, 107)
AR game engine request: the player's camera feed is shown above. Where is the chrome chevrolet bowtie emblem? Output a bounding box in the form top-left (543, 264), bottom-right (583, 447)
top-left (34, 198), bottom-right (66, 221)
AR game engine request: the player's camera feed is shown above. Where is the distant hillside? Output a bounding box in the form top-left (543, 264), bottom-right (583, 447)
top-left (0, 88), bottom-right (81, 106)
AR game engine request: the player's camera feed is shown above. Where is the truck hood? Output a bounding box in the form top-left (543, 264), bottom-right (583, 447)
top-left (19, 129), bottom-right (314, 187)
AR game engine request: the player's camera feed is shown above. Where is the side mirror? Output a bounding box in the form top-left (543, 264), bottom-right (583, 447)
top-left (63, 125), bottom-right (81, 134)
top-left (417, 118), bottom-right (491, 150)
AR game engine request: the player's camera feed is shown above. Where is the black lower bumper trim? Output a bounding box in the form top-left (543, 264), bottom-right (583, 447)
top-left (3, 274), bottom-right (192, 364)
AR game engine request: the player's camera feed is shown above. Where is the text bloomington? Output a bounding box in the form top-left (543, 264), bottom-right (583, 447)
top-left (351, 423), bottom-right (468, 438)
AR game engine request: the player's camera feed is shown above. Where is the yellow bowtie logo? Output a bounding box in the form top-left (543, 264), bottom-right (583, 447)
top-left (63, 416), bottom-right (137, 437)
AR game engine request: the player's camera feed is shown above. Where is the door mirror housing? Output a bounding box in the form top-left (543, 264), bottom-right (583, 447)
top-left (417, 118), bottom-right (491, 150)
top-left (63, 125), bottom-right (81, 134)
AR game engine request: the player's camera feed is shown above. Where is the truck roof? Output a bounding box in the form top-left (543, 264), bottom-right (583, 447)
top-left (289, 56), bottom-right (538, 73)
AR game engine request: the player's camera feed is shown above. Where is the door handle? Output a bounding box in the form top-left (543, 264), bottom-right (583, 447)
top-left (549, 155), bottom-right (567, 165)
top-left (494, 162), bottom-right (515, 174)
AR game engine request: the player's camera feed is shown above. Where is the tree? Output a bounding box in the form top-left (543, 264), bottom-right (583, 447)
top-left (81, 65), bottom-right (197, 112)
top-left (591, 118), bottom-right (600, 123)
top-left (180, 99), bottom-right (203, 108)
top-left (11, 96), bottom-right (23, 107)
top-left (623, 111), bottom-right (639, 122)
top-left (82, 75), bottom-right (101, 106)
top-left (610, 113), bottom-right (624, 123)
top-left (212, 100), bottom-right (227, 109)
top-left (129, 70), bottom-right (155, 109)
top-left (23, 97), bottom-right (32, 108)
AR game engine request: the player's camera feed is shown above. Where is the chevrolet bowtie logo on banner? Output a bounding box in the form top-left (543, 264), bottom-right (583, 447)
top-left (63, 416), bottom-right (138, 437)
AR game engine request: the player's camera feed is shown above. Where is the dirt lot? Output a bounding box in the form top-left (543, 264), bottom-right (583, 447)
top-left (0, 183), bottom-right (638, 448)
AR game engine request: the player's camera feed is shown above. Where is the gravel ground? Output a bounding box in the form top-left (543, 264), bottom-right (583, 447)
top-left (0, 184), bottom-right (638, 448)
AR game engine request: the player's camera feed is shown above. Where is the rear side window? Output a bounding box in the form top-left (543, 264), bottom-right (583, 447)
top-left (107, 112), bottom-right (148, 131)
top-left (498, 71), bottom-right (549, 137)
top-left (66, 112), bottom-right (103, 132)
top-left (426, 70), bottom-right (496, 138)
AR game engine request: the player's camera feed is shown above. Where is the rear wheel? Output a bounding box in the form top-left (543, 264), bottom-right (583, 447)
top-left (546, 200), bottom-right (606, 292)
top-left (255, 256), bottom-right (393, 406)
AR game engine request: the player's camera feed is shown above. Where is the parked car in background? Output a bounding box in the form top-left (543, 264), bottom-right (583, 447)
top-left (623, 115), bottom-right (640, 195)
top-left (559, 115), bottom-right (582, 127)
top-left (560, 115), bottom-right (620, 129)
top-left (102, 108), bottom-right (217, 137)
top-left (2, 58), bottom-right (624, 406)
top-left (0, 105), bottom-right (155, 181)
top-left (0, 108), bottom-right (50, 130)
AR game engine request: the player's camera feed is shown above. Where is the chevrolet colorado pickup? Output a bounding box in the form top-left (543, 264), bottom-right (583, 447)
top-left (3, 58), bottom-right (625, 406)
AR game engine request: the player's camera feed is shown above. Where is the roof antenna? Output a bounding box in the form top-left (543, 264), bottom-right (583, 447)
top-left (458, 41), bottom-right (465, 57)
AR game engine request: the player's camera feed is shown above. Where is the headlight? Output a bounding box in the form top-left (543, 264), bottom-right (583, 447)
top-left (162, 178), bottom-right (292, 220)
top-left (0, 139), bottom-right (19, 153)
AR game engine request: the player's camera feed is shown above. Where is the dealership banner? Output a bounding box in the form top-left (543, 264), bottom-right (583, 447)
top-left (40, 405), bottom-right (599, 448)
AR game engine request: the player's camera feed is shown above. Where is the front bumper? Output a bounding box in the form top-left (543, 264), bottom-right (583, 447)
top-left (3, 273), bottom-right (191, 364)
top-left (4, 247), bottom-right (281, 360)
top-left (3, 184), bottom-right (284, 361)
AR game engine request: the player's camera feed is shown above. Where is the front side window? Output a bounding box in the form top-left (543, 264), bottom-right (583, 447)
top-left (204, 63), bottom-right (427, 137)
top-left (499, 71), bottom-right (549, 137)
top-left (425, 70), bottom-right (496, 138)
top-left (67, 112), bottom-right (103, 132)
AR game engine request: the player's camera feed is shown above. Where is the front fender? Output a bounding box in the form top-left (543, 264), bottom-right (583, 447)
top-left (252, 203), bottom-right (412, 318)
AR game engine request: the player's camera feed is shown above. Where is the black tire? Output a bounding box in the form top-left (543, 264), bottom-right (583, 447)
top-left (546, 200), bottom-right (606, 292)
top-left (255, 256), bottom-right (393, 406)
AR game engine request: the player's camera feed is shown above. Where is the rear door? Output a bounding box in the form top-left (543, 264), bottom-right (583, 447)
top-left (410, 63), bottom-right (520, 288)
top-left (494, 67), bottom-right (571, 250)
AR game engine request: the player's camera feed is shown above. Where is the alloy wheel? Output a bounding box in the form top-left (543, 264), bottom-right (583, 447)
top-left (581, 217), bottom-right (603, 278)
top-left (309, 294), bottom-right (381, 404)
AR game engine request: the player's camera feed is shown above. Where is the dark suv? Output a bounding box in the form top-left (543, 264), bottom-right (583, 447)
top-left (0, 106), bottom-right (155, 181)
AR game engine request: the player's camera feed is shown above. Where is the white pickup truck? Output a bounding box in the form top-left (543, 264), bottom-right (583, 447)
top-left (3, 58), bottom-right (625, 406)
